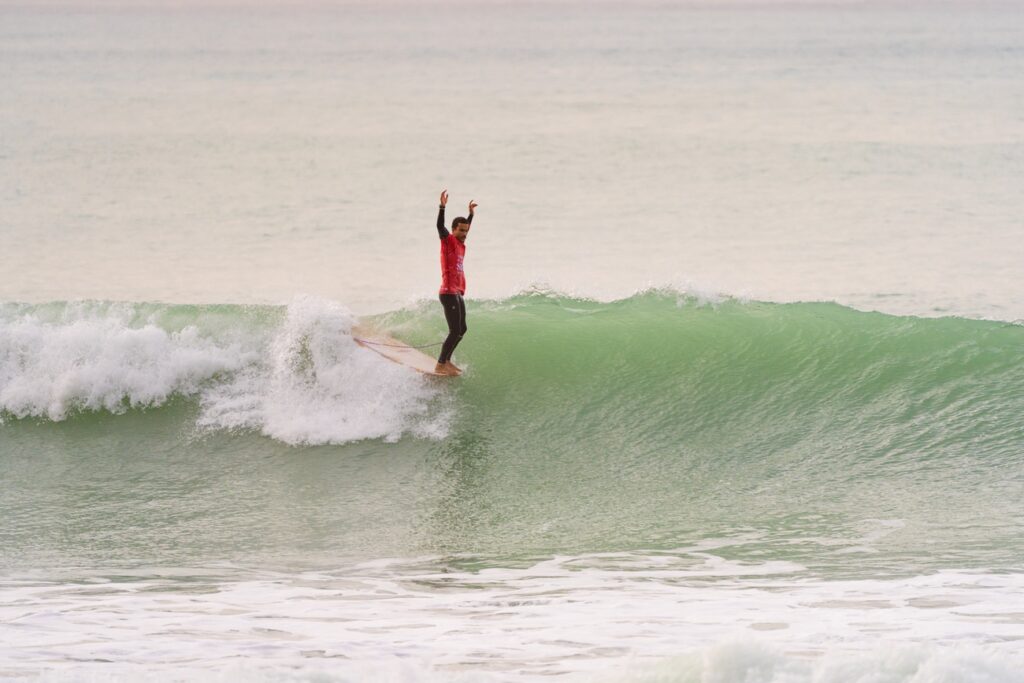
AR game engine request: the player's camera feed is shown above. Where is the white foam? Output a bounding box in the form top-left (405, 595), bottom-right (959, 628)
top-left (612, 641), bottom-right (1024, 683)
top-left (0, 303), bottom-right (249, 421)
top-left (2, 553), bottom-right (1023, 682)
top-left (0, 297), bottom-right (450, 444)
top-left (197, 295), bottom-right (449, 445)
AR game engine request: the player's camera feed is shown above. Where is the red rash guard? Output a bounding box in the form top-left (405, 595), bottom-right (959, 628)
top-left (436, 205), bottom-right (472, 295)
top-left (440, 234), bottom-right (466, 295)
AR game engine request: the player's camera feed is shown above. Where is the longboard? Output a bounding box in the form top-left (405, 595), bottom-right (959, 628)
top-left (352, 325), bottom-right (448, 376)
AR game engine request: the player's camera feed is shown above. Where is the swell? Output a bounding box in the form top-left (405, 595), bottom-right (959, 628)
top-left (436, 291), bottom-right (1024, 466)
top-left (3, 291), bottom-right (1023, 569)
top-left (1, 292), bottom-right (1021, 461)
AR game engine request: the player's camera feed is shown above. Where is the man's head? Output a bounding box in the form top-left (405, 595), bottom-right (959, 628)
top-left (452, 217), bottom-right (471, 243)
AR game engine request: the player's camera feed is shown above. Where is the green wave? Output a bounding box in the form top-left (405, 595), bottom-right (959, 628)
top-left (366, 291), bottom-right (1024, 563)
top-left (4, 293), bottom-right (1023, 567)
top-left (4, 292), bottom-right (1022, 464)
top-left (379, 291), bottom-right (1023, 465)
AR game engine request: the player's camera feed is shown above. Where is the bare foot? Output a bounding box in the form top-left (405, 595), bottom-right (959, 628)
top-left (434, 362), bottom-right (458, 376)
top-left (446, 361), bottom-right (463, 375)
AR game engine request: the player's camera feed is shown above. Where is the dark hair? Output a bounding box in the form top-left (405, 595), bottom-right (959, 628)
top-left (452, 217), bottom-right (470, 229)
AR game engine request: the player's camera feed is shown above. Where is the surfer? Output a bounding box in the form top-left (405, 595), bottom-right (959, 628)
top-left (435, 190), bottom-right (477, 376)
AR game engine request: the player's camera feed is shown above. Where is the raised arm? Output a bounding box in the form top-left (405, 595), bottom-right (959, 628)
top-left (437, 189), bottom-right (449, 239)
top-left (467, 199), bottom-right (478, 224)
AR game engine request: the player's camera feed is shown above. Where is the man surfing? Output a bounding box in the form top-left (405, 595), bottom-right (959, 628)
top-left (435, 190), bottom-right (477, 376)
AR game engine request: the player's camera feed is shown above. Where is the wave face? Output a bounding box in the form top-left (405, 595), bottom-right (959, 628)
top-left (2, 291), bottom-right (1021, 455)
top-left (1, 291), bottom-right (1023, 568)
top-left (439, 290), bottom-right (1023, 464)
top-left (380, 290), bottom-right (1022, 567)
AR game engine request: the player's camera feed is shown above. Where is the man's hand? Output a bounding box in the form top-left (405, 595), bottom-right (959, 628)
top-left (440, 190), bottom-right (448, 208)
top-left (468, 200), bottom-right (478, 214)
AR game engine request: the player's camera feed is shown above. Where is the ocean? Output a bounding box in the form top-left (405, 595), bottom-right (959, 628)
top-left (1, 1), bottom-right (1023, 681)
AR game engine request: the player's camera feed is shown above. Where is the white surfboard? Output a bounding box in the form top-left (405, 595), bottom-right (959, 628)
top-left (352, 325), bottom-right (448, 376)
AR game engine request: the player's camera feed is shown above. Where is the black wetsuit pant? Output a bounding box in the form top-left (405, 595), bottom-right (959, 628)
top-left (438, 293), bottom-right (467, 364)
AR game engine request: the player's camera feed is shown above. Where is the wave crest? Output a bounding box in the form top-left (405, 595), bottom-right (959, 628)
top-left (0, 297), bottom-right (450, 444)
top-left (2, 291), bottom-right (1021, 455)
